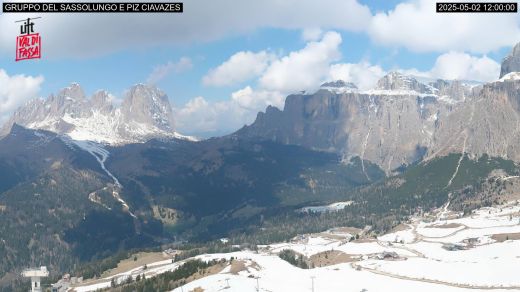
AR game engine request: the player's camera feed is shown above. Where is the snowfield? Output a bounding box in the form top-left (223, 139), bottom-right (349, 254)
top-left (72, 201), bottom-right (520, 292)
top-left (378, 225), bottom-right (416, 243)
top-left (416, 224), bottom-right (465, 238)
top-left (298, 201), bottom-right (354, 213)
top-left (170, 253), bottom-right (512, 292)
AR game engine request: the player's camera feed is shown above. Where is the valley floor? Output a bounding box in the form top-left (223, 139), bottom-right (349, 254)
top-left (71, 200), bottom-right (520, 292)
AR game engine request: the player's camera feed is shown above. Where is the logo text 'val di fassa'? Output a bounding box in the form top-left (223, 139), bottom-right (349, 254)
top-left (15, 17), bottom-right (41, 61)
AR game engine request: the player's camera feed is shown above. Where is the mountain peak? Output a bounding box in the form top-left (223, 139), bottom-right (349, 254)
top-left (121, 84), bottom-right (174, 132)
top-left (2, 83), bottom-right (184, 144)
top-left (376, 72), bottom-right (412, 89)
top-left (91, 90), bottom-right (114, 114)
top-left (59, 82), bottom-right (86, 100)
top-left (500, 42), bottom-right (520, 78)
top-left (320, 80), bottom-right (358, 94)
top-left (321, 80), bottom-right (357, 89)
top-left (375, 72), bottom-right (434, 94)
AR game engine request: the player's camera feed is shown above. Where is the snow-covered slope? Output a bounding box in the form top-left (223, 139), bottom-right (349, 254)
top-left (497, 71), bottom-right (520, 82)
top-left (1, 83), bottom-right (196, 144)
top-left (72, 200), bottom-right (520, 292)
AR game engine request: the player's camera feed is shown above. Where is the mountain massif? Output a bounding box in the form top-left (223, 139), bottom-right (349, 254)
top-left (0, 42), bottom-right (520, 289)
top-left (238, 58), bottom-right (520, 173)
top-left (0, 83), bottom-right (191, 144)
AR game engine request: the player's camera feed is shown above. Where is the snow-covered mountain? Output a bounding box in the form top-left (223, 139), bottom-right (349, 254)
top-left (0, 83), bottom-right (195, 144)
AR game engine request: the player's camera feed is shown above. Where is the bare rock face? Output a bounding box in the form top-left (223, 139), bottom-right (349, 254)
top-left (375, 72), bottom-right (434, 94)
top-left (0, 83), bottom-right (180, 144)
top-left (237, 74), bottom-right (460, 172)
top-left (238, 43), bottom-right (520, 172)
top-left (90, 90), bottom-right (114, 114)
top-left (500, 42), bottom-right (520, 78)
top-left (431, 78), bottom-right (520, 161)
top-left (120, 84), bottom-right (175, 132)
top-left (430, 79), bottom-right (475, 102)
top-left (320, 80), bottom-right (358, 93)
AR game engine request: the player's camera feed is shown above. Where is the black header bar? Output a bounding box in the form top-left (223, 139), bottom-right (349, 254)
top-left (3, 2), bottom-right (183, 13)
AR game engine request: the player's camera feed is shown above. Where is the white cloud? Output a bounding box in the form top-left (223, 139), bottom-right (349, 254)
top-left (401, 52), bottom-right (500, 82)
top-left (177, 31), bottom-right (346, 135)
top-left (147, 57), bottom-right (192, 84)
top-left (174, 96), bottom-right (218, 133)
top-left (301, 28), bottom-right (323, 41)
top-left (0, 0), bottom-right (371, 58)
top-left (175, 86), bottom-right (284, 135)
top-left (429, 52), bottom-right (500, 82)
top-left (329, 61), bottom-right (386, 90)
top-left (260, 31), bottom-right (342, 92)
top-left (0, 69), bottom-right (44, 123)
top-left (174, 96), bottom-right (251, 135)
top-left (202, 51), bottom-right (275, 87)
top-left (368, 0), bottom-right (520, 53)
top-left (231, 86), bottom-right (284, 110)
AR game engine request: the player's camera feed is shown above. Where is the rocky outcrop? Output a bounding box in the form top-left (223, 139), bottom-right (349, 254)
top-left (431, 78), bottom-right (520, 161)
top-left (500, 42), bottom-right (520, 78)
top-left (238, 50), bottom-right (520, 172)
top-left (120, 84), bottom-right (175, 133)
top-left (90, 90), bottom-right (114, 114)
top-left (237, 74), bottom-right (461, 172)
top-left (0, 83), bottom-right (184, 144)
top-left (375, 72), bottom-right (434, 94)
top-left (237, 44), bottom-right (520, 172)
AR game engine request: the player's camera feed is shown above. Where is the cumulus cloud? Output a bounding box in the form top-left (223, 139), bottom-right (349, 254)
top-left (329, 61), bottom-right (386, 90)
top-left (147, 57), bottom-right (192, 84)
top-left (368, 0), bottom-right (520, 53)
top-left (174, 96), bottom-right (254, 135)
top-left (204, 31), bottom-right (343, 91)
top-left (202, 51), bottom-right (275, 87)
top-left (174, 96), bottom-right (220, 133)
top-left (402, 52), bottom-right (501, 82)
top-left (175, 87), bottom-right (285, 135)
top-left (301, 28), bottom-right (324, 41)
top-left (0, 69), bottom-right (44, 123)
top-left (429, 52), bottom-right (500, 82)
top-left (178, 31), bottom-right (345, 135)
top-left (260, 31), bottom-right (342, 92)
top-left (0, 0), bottom-right (371, 58)
top-left (231, 86), bottom-right (284, 110)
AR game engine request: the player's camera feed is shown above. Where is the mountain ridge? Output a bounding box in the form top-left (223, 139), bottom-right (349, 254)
top-left (236, 44), bottom-right (520, 173)
top-left (0, 83), bottom-right (195, 145)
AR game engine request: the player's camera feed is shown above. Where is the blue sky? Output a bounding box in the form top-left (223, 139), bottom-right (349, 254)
top-left (0, 0), bottom-right (519, 136)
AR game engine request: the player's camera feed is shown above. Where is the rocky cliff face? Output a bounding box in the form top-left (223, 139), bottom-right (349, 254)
top-left (0, 83), bottom-right (190, 144)
top-left (236, 73), bottom-right (463, 172)
top-left (431, 78), bottom-right (520, 161)
top-left (500, 43), bottom-right (520, 78)
top-left (236, 42), bottom-right (520, 172)
top-left (375, 72), bottom-right (435, 94)
top-left (120, 84), bottom-right (175, 133)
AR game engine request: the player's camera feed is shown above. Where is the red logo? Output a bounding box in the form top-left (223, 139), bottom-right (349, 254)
top-left (16, 33), bottom-right (41, 61)
top-left (15, 17), bottom-right (42, 61)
